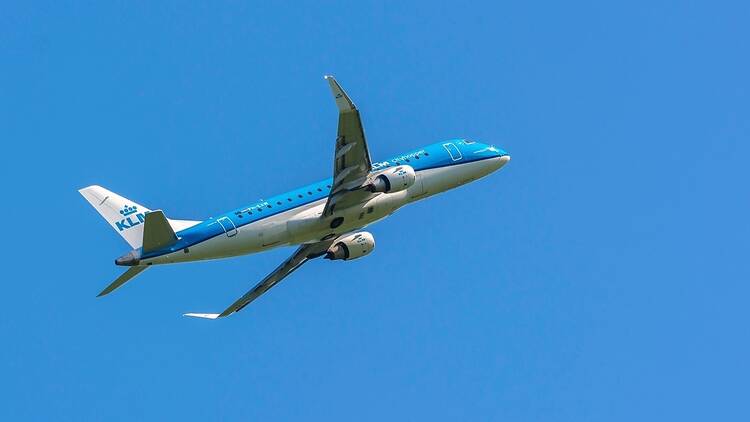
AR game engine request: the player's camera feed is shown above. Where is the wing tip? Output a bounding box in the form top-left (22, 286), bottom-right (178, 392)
top-left (183, 313), bottom-right (221, 320)
top-left (324, 76), bottom-right (355, 111)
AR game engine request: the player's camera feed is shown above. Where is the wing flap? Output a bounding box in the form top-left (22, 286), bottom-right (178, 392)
top-left (183, 240), bottom-right (335, 319)
top-left (322, 76), bottom-right (374, 216)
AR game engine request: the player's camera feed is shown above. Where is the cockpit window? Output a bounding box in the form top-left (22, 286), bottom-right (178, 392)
top-left (463, 139), bottom-right (476, 144)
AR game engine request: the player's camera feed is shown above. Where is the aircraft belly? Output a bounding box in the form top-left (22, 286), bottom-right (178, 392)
top-left (141, 159), bottom-right (503, 265)
top-left (146, 206), bottom-right (312, 264)
top-left (286, 199), bottom-right (329, 243)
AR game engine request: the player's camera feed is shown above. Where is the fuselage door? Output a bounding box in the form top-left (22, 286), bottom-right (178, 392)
top-left (443, 142), bottom-right (463, 161)
top-left (217, 216), bottom-right (238, 237)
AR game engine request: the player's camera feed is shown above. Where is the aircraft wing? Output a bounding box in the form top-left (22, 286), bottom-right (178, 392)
top-left (322, 75), bottom-right (374, 216)
top-left (184, 240), bottom-right (335, 319)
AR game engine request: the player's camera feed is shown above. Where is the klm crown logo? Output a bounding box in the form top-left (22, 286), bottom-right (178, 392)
top-left (116, 205), bottom-right (146, 231)
top-left (120, 205), bottom-right (138, 217)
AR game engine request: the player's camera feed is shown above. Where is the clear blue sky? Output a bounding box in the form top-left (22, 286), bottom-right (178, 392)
top-left (2, 1), bottom-right (748, 420)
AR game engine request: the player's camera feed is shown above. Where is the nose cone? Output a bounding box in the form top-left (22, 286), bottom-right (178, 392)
top-left (493, 147), bottom-right (508, 156)
top-left (478, 144), bottom-right (508, 159)
top-left (492, 154), bottom-right (510, 171)
top-left (475, 144), bottom-right (510, 170)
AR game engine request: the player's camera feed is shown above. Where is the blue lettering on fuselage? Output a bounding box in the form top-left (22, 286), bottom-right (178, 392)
top-left (372, 150), bottom-right (427, 170)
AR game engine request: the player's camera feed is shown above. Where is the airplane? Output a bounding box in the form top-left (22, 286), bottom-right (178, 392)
top-left (79, 76), bottom-right (511, 319)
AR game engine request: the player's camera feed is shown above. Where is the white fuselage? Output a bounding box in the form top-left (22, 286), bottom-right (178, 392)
top-left (142, 156), bottom-right (509, 265)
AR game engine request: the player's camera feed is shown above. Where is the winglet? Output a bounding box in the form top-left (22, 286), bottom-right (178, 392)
top-left (324, 75), bottom-right (356, 112)
top-left (183, 313), bottom-right (221, 320)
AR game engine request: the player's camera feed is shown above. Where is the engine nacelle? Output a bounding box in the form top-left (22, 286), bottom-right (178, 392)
top-left (325, 232), bottom-right (375, 261)
top-left (369, 165), bottom-right (416, 193)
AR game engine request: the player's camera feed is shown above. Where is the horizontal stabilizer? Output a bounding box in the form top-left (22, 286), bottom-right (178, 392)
top-left (142, 210), bottom-right (178, 254)
top-left (98, 266), bottom-right (148, 297)
top-left (184, 313), bottom-right (221, 319)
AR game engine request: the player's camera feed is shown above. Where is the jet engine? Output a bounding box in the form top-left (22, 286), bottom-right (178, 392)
top-left (369, 165), bottom-right (416, 193)
top-left (325, 232), bottom-right (375, 261)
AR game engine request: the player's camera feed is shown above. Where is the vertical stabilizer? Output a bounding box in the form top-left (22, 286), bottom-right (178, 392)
top-left (78, 185), bottom-right (152, 248)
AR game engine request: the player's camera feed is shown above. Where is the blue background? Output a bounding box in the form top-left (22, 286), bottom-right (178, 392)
top-left (2, 1), bottom-right (748, 420)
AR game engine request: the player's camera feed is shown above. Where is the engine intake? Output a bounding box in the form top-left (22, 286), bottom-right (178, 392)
top-left (369, 165), bottom-right (416, 193)
top-left (325, 232), bottom-right (375, 261)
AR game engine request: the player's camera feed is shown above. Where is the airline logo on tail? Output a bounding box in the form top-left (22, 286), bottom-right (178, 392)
top-left (116, 205), bottom-right (146, 231)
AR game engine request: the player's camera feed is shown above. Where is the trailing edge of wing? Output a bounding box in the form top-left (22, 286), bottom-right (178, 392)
top-left (183, 241), bottom-right (335, 319)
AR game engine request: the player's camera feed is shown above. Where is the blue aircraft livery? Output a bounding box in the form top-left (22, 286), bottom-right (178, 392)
top-left (79, 76), bottom-right (511, 319)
